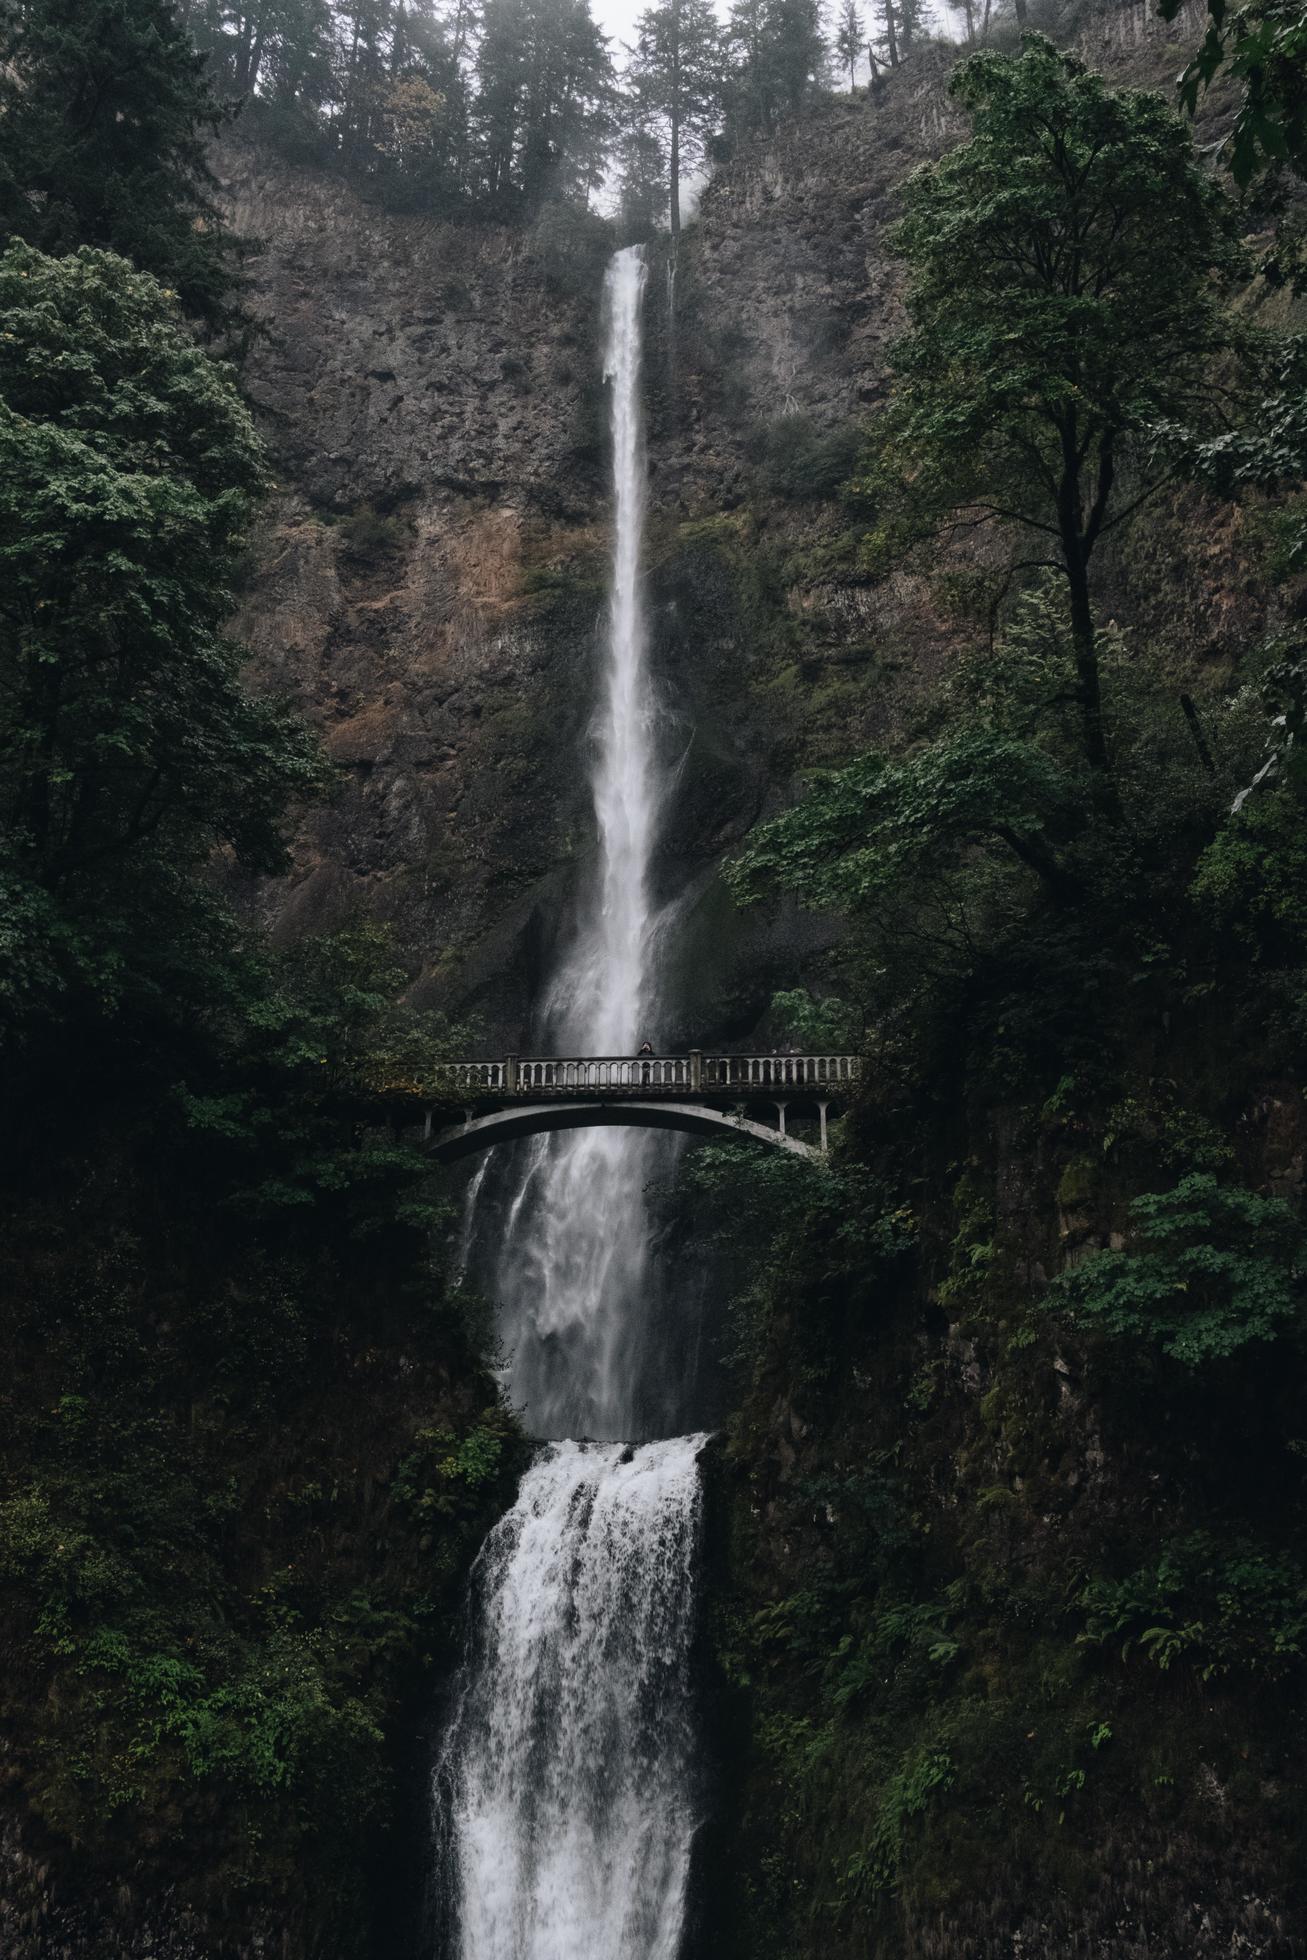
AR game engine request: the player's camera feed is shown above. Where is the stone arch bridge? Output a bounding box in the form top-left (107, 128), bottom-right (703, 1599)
top-left (415, 1053), bottom-right (859, 1165)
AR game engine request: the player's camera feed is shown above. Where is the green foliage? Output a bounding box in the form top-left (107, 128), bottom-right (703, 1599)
top-left (747, 413), bottom-right (862, 503)
top-left (856, 36), bottom-right (1251, 772)
top-left (1191, 776), bottom-right (1307, 958)
top-left (728, 729), bottom-right (1079, 916)
top-left (678, 1141), bottom-right (913, 1392)
top-left (0, 243), bottom-right (324, 1037)
top-left (0, 0), bottom-right (241, 324)
top-left (769, 987), bottom-right (861, 1050)
top-left (842, 1749), bottom-right (955, 1899)
top-left (336, 502), bottom-right (408, 560)
top-left (863, 35), bottom-right (1244, 559)
top-left (0, 1347), bottom-right (515, 1845)
top-left (1160, 0), bottom-right (1307, 186)
top-left (1079, 1533), bottom-right (1307, 1679)
top-left (1056, 1173), bottom-right (1305, 1365)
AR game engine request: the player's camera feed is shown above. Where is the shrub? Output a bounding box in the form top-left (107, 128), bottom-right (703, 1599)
top-left (1056, 1173), bottom-right (1305, 1365)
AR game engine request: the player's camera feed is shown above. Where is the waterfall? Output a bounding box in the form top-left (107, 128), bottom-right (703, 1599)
top-left (434, 246), bottom-right (706, 1960)
top-left (435, 1437), bottom-right (706, 1960)
top-left (487, 243), bottom-right (674, 1447)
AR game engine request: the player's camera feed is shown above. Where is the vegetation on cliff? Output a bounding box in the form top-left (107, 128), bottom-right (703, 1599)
top-left (703, 35), bottom-right (1307, 1960)
top-left (0, 42), bottom-right (517, 1953)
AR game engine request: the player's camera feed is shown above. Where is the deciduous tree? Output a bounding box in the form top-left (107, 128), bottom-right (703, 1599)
top-left (0, 245), bottom-right (322, 1016)
top-left (860, 38), bottom-right (1246, 779)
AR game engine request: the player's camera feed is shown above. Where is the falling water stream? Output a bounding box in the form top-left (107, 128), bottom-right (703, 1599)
top-left (435, 247), bottom-right (706, 1959)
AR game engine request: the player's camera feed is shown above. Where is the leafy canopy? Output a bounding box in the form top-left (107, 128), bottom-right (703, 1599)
top-left (868, 35), bottom-right (1242, 552)
top-left (727, 728), bottom-right (1080, 916)
top-left (858, 37), bottom-right (1246, 770)
top-left (1056, 1173), bottom-right (1305, 1365)
top-left (1159, 0), bottom-right (1307, 187)
top-left (0, 244), bottom-right (323, 1028)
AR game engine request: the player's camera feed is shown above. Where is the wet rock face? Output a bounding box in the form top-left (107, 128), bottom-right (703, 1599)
top-left (220, 131), bottom-right (867, 1048)
top-left (220, 141), bottom-right (618, 1041)
top-left (659, 58), bottom-right (959, 512)
top-left (221, 145), bottom-right (605, 515)
top-left (223, 16), bottom-right (1232, 1053)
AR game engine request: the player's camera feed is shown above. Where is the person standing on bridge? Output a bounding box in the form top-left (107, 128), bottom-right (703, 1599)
top-left (637, 1039), bottom-right (654, 1085)
top-left (637, 1041), bottom-right (654, 1056)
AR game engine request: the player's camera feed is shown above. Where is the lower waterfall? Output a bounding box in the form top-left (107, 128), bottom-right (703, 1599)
top-left (435, 1437), bottom-right (707, 1960)
top-left (432, 243), bottom-right (705, 1957)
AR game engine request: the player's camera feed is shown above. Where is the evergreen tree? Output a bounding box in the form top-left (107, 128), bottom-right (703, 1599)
top-left (942, 0), bottom-right (976, 47)
top-left (833, 0), bottom-right (861, 90)
top-left (628, 0), bottom-right (721, 241)
top-left (724, 0), bottom-right (824, 133)
top-left (873, 0), bottom-right (897, 68)
top-left (472, 0), bottom-right (613, 214)
top-left (0, 0), bottom-right (240, 325)
top-left (614, 113), bottom-right (668, 239)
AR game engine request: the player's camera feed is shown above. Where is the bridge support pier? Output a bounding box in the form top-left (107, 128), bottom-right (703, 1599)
top-left (818, 1100), bottom-right (829, 1153)
top-left (775, 1099), bottom-right (789, 1138)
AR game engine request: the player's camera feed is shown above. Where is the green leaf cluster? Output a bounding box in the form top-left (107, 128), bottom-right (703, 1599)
top-left (0, 0), bottom-right (242, 324)
top-left (0, 243), bottom-right (325, 1036)
top-left (1079, 1532), bottom-right (1307, 1679)
top-left (1056, 1173), bottom-right (1305, 1365)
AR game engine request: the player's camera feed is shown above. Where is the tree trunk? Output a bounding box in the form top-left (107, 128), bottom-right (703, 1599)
top-left (1013, 0), bottom-right (1028, 23)
top-left (884, 0), bottom-right (898, 68)
top-left (1065, 546), bottom-right (1111, 777)
top-left (669, 0), bottom-right (682, 245)
top-left (669, 103), bottom-right (680, 243)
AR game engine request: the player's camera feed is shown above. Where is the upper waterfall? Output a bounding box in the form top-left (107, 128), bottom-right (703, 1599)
top-left (481, 244), bottom-right (684, 1444)
top-left (555, 243), bottom-right (662, 1056)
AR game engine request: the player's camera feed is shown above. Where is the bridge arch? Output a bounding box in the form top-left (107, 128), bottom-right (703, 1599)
top-left (425, 1100), bottom-right (821, 1164)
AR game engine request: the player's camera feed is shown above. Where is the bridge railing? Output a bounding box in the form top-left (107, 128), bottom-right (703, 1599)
top-left (432, 1054), bottom-right (859, 1098)
top-left (703, 1054), bottom-right (858, 1091)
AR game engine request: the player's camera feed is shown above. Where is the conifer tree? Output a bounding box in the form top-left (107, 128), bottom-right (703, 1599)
top-left (0, 0), bottom-right (240, 324)
top-left (629, 0), bottom-right (721, 241)
top-left (833, 0), bottom-right (861, 90)
top-left (724, 0), bottom-right (825, 132)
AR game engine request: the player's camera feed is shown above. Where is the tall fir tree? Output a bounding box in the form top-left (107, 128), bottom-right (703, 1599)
top-left (628, 0), bottom-right (721, 241)
top-left (833, 0), bottom-right (861, 89)
top-left (0, 0), bottom-right (240, 324)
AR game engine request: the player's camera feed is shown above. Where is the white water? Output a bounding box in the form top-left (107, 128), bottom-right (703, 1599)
top-left (436, 1437), bottom-right (706, 1960)
top-left (436, 247), bottom-right (705, 1960)
top-left (487, 243), bottom-right (672, 1446)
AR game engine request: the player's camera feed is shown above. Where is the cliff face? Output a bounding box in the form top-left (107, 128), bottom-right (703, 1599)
top-left (219, 144), bottom-right (607, 1040)
top-left (224, 8), bottom-right (1238, 1056)
top-left (218, 72), bottom-right (961, 1046)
